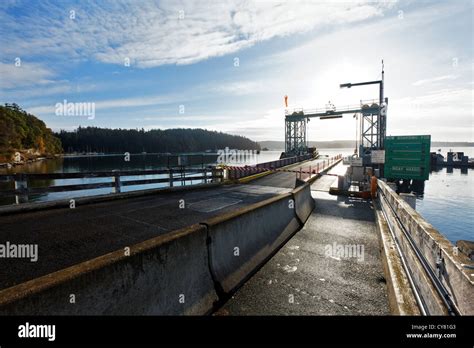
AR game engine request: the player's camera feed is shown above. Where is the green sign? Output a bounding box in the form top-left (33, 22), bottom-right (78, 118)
top-left (384, 135), bottom-right (431, 181)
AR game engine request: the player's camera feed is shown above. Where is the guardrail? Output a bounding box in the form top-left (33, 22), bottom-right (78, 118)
top-left (226, 154), bottom-right (341, 181)
top-left (377, 179), bottom-right (474, 315)
top-left (224, 154), bottom-right (312, 180)
top-left (225, 154), bottom-right (311, 180)
top-left (0, 167), bottom-right (223, 204)
top-left (255, 154), bottom-right (312, 170)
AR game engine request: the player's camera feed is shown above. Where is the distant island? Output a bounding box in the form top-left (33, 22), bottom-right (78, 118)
top-left (258, 140), bottom-right (474, 151)
top-left (0, 103), bottom-right (261, 165)
top-left (430, 142), bottom-right (474, 147)
top-left (56, 127), bottom-right (260, 154)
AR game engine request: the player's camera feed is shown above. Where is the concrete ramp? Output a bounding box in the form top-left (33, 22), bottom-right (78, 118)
top-left (0, 183), bottom-right (316, 315)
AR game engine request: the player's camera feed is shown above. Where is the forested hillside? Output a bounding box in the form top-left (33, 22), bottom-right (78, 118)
top-left (0, 103), bottom-right (261, 163)
top-left (0, 103), bottom-right (62, 162)
top-left (56, 127), bottom-right (260, 153)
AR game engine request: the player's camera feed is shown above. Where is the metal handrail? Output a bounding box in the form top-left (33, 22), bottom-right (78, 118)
top-left (0, 167), bottom-right (213, 181)
top-left (0, 167), bottom-right (223, 201)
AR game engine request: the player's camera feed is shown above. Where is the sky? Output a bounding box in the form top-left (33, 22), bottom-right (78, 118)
top-left (0, 0), bottom-right (472, 142)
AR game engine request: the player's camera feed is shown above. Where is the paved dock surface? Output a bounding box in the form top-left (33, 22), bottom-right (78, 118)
top-left (216, 167), bottom-right (390, 315)
top-left (0, 157), bottom-right (335, 291)
top-left (0, 183), bottom-right (290, 290)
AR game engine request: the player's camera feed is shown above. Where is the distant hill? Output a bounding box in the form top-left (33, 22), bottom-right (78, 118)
top-left (259, 140), bottom-right (473, 150)
top-left (0, 103), bottom-right (62, 163)
top-left (56, 127), bottom-right (261, 154)
top-left (431, 142), bottom-right (473, 147)
top-left (1, 103), bottom-right (261, 163)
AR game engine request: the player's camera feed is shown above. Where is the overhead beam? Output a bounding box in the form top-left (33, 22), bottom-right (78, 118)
top-left (285, 106), bottom-right (379, 120)
top-left (320, 115), bottom-right (343, 120)
top-left (340, 80), bottom-right (382, 88)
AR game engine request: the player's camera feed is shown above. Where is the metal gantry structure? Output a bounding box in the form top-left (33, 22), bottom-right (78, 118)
top-left (284, 111), bottom-right (307, 155)
top-left (284, 64), bottom-right (387, 165)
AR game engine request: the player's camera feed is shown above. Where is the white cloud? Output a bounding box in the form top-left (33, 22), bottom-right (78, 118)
top-left (412, 75), bottom-right (458, 86)
top-left (0, 0), bottom-right (392, 68)
top-left (26, 92), bottom-right (185, 115)
top-left (4, 0), bottom-right (472, 143)
top-left (206, 80), bottom-right (267, 96)
top-left (394, 88), bottom-right (472, 107)
top-left (209, 107), bottom-right (285, 141)
top-left (25, 76), bottom-right (271, 116)
top-left (141, 114), bottom-right (230, 121)
top-left (0, 61), bottom-right (55, 89)
top-left (389, 88), bottom-right (473, 140)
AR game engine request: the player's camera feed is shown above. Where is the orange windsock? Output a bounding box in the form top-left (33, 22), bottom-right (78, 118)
top-left (284, 95), bottom-right (288, 107)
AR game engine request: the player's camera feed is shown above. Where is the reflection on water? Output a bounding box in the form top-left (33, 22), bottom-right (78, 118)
top-left (0, 152), bottom-right (285, 205)
top-left (416, 167), bottom-right (473, 244)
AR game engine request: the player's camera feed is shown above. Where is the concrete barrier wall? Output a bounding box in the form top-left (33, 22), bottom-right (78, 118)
top-left (0, 183), bottom-right (316, 315)
top-left (293, 182), bottom-right (315, 223)
top-left (203, 192), bottom-right (301, 294)
top-left (0, 225), bottom-right (218, 315)
top-left (378, 180), bottom-right (474, 315)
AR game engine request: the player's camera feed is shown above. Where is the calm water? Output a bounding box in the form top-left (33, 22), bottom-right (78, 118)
top-left (416, 147), bottom-right (473, 244)
top-left (416, 166), bottom-right (473, 243)
top-left (1, 148), bottom-right (472, 243)
top-left (0, 151), bottom-right (286, 205)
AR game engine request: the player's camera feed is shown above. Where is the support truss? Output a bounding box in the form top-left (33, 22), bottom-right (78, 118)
top-left (285, 116), bottom-right (307, 155)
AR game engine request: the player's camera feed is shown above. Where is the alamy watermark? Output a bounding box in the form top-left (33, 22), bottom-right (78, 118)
top-left (18, 322), bottom-right (55, 341)
top-left (217, 147), bottom-right (258, 164)
top-left (0, 241), bottom-right (38, 262)
top-left (55, 99), bottom-right (95, 120)
top-left (325, 242), bottom-right (364, 262)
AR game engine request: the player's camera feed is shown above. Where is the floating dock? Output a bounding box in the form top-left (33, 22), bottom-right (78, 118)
top-left (431, 151), bottom-right (474, 168)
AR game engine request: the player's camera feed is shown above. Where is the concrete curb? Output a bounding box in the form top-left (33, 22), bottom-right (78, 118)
top-left (373, 200), bottom-right (421, 315)
top-left (0, 182), bottom-right (223, 216)
top-left (235, 169), bottom-right (273, 184)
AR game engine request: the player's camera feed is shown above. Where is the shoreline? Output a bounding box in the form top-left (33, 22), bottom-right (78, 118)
top-left (0, 155), bottom-right (57, 169)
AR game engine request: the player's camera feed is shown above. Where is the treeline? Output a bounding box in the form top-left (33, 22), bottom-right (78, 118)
top-left (56, 127), bottom-right (261, 153)
top-left (0, 104), bottom-right (62, 160)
